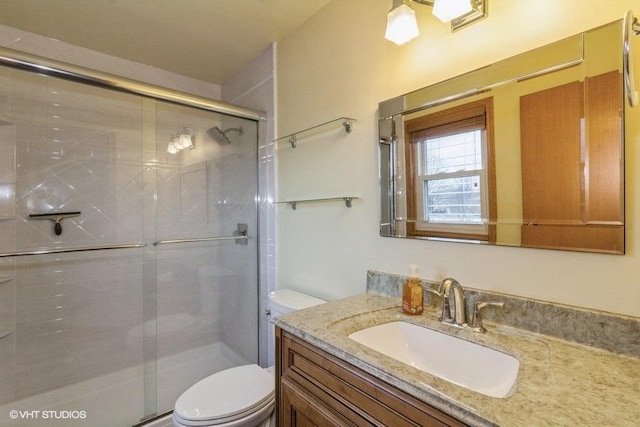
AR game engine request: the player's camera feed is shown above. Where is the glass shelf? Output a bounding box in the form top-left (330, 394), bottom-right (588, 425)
top-left (276, 197), bottom-right (357, 210)
top-left (274, 117), bottom-right (356, 148)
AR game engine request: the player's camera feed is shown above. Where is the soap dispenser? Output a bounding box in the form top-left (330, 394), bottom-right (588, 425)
top-left (402, 264), bottom-right (424, 315)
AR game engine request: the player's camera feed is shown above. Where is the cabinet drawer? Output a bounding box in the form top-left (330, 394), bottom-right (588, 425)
top-left (278, 330), bottom-right (467, 427)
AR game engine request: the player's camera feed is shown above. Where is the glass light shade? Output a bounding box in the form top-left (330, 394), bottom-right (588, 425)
top-left (178, 133), bottom-right (193, 149)
top-left (432, 0), bottom-right (473, 23)
top-left (385, 3), bottom-right (420, 45)
top-left (167, 140), bottom-right (179, 154)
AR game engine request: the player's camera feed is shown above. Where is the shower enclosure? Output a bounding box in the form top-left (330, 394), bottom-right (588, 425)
top-left (0, 50), bottom-right (261, 426)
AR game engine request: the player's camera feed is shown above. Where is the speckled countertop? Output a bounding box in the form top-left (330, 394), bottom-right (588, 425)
top-left (273, 293), bottom-right (640, 427)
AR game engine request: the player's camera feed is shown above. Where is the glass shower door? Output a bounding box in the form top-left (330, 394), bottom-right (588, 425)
top-left (0, 69), bottom-right (148, 426)
top-left (0, 63), bottom-right (260, 426)
top-left (151, 101), bottom-right (259, 414)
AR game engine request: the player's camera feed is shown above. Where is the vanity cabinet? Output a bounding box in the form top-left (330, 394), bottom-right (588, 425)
top-left (276, 328), bottom-right (467, 427)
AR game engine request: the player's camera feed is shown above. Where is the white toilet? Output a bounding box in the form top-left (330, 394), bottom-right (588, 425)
top-left (172, 289), bottom-right (325, 427)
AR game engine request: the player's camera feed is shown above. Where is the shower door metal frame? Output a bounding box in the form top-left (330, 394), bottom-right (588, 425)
top-left (0, 46), bottom-right (266, 122)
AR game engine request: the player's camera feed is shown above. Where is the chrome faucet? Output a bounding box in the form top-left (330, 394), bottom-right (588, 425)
top-left (438, 278), bottom-right (468, 327)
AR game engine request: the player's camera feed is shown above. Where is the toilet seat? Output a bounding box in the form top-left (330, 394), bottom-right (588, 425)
top-left (173, 364), bottom-right (274, 427)
top-left (172, 399), bottom-right (274, 427)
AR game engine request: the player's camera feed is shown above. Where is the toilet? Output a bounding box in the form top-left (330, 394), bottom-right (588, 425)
top-left (172, 289), bottom-right (326, 427)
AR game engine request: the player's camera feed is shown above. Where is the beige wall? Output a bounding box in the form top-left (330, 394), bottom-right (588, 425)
top-left (276, 0), bottom-right (640, 317)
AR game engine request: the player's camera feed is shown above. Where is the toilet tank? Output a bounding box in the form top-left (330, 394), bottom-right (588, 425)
top-left (268, 289), bottom-right (325, 318)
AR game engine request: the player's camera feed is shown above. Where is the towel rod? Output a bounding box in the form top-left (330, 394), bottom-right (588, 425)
top-left (154, 224), bottom-right (249, 246)
top-left (153, 235), bottom-right (248, 245)
top-left (0, 226), bottom-right (250, 257)
top-left (0, 242), bottom-right (146, 258)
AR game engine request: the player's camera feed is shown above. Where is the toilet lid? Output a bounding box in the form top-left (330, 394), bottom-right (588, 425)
top-left (174, 364), bottom-right (274, 422)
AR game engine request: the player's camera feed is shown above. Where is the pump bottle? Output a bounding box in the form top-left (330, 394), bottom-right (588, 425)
top-left (402, 264), bottom-right (424, 315)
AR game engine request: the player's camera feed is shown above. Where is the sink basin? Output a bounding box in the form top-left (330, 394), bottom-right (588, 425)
top-left (348, 321), bottom-right (519, 398)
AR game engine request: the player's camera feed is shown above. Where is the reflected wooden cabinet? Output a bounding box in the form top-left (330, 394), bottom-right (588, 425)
top-left (520, 70), bottom-right (624, 253)
top-left (276, 328), bottom-right (468, 427)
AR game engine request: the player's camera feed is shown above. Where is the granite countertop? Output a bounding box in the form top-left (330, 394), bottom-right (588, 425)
top-left (273, 293), bottom-right (640, 426)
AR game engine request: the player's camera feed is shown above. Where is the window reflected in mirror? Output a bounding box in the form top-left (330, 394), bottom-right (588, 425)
top-left (405, 98), bottom-right (496, 242)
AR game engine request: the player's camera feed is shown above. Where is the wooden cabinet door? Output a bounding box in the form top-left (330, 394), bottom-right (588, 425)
top-left (281, 377), bottom-right (353, 427)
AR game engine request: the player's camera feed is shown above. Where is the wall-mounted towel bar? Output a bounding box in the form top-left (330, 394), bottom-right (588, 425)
top-left (154, 235), bottom-right (248, 246)
top-left (0, 242), bottom-right (146, 258)
top-left (154, 224), bottom-right (249, 246)
top-left (275, 117), bottom-right (355, 148)
top-left (0, 226), bottom-right (249, 257)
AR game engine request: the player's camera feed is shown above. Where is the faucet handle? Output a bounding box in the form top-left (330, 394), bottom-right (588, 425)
top-left (424, 287), bottom-right (444, 316)
top-left (470, 301), bottom-right (504, 333)
top-left (425, 287), bottom-right (442, 298)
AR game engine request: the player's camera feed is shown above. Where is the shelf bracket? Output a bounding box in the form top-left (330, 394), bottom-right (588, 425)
top-left (275, 117), bottom-right (356, 148)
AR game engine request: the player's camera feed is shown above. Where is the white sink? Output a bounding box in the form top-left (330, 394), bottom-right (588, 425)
top-left (348, 321), bottom-right (519, 398)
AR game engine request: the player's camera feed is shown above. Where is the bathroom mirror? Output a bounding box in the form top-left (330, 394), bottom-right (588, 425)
top-left (379, 19), bottom-right (625, 254)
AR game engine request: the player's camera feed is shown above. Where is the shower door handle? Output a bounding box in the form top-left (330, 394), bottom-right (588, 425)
top-left (153, 224), bottom-right (250, 246)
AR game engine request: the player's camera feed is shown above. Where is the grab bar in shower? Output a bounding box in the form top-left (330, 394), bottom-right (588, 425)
top-left (154, 224), bottom-right (249, 246)
top-left (0, 243), bottom-right (147, 258)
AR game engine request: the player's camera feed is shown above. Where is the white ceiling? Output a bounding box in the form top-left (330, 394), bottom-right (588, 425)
top-left (0, 0), bottom-right (333, 85)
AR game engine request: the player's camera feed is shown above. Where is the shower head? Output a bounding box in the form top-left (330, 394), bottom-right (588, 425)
top-left (207, 126), bottom-right (231, 145)
top-left (207, 126), bottom-right (243, 145)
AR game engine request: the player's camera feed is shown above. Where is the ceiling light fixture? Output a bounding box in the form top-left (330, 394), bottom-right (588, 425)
top-left (385, 0), bottom-right (487, 45)
top-left (167, 127), bottom-right (194, 154)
